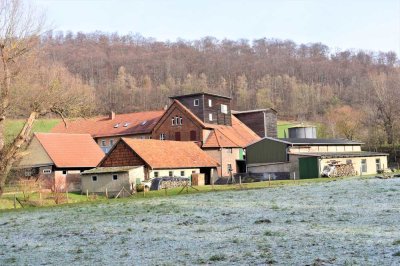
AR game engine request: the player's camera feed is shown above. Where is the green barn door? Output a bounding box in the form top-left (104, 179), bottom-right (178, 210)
top-left (299, 157), bottom-right (319, 179)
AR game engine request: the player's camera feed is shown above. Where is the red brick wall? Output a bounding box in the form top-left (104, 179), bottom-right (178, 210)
top-left (152, 104), bottom-right (203, 142)
top-left (100, 141), bottom-right (145, 167)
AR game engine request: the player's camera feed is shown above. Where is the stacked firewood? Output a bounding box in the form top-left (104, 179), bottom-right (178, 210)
top-left (328, 163), bottom-right (356, 177)
top-left (160, 177), bottom-right (190, 189)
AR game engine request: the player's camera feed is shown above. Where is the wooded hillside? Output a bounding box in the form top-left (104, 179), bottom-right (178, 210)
top-left (39, 32), bottom-right (400, 147)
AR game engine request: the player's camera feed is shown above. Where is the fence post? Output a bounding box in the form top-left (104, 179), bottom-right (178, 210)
top-left (86, 189), bottom-right (89, 200)
top-left (269, 174), bottom-right (271, 187)
top-left (105, 187), bottom-right (108, 199)
top-left (293, 172), bottom-right (296, 183)
top-left (13, 193), bottom-right (16, 209)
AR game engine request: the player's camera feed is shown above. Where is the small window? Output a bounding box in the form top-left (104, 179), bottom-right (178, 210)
top-left (114, 123), bottom-right (120, 128)
top-left (140, 121), bottom-right (147, 126)
top-left (112, 174), bottom-right (118, 181)
top-left (154, 171), bottom-right (159, 178)
top-left (92, 176), bottom-right (97, 182)
top-left (227, 164), bottom-right (232, 172)
top-left (376, 158), bottom-right (381, 171)
top-left (192, 170), bottom-right (196, 174)
top-left (180, 171), bottom-right (185, 177)
top-left (43, 169), bottom-right (52, 174)
top-left (175, 116), bottom-right (179, 125)
top-left (221, 104), bottom-right (228, 114)
top-left (160, 133), bottom-right (166, 140)
top-left (209, 113), bottom-right (213, 121)
top-left (62, 170), bottom-right (67, 175)
top-left (346, 159), bottom-right (352, 164)
top-left (171, 118), bottom-right (175, 126)
top-left (109, 139), bottom-right (114, 146)
top-left (25, 169), bottom-right (32, 177)
top-left (361, 159), bottom-right (367, 173)
top-left (169, 171), bottom-right (173, 177)
top-left (179, 117), bottom-right (183, 125)
top-left (208, 99), bottom-right (212, 107)
top-left (101, 140), bottom-right (106, 146)
top-left (194, 99), bottom-right (199, 106)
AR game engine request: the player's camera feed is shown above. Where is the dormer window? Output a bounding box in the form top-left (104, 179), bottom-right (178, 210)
top-left (208, 99), bottom-right (212, 107)
top-left (140, 121), bottom-right (147, 126)
top-left (114, 123), bottom-right (120, 128)
top-left (123, 122), bottom-right (130, 127)
top-left (194, 99), bottom-right (199, 106)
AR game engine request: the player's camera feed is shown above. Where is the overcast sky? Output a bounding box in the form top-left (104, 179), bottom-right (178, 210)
top-left (34, 0), bottom-right (400, 54)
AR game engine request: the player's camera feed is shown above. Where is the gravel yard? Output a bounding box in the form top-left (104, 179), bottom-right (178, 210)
top-left (1, 177), bottom-right (400, 265)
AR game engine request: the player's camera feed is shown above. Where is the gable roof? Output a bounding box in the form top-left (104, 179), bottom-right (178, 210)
top-left (35, 133), bottom-right (104, 168)
top-left (169, 92), bottom-right (231, 100)
top-left (202, 116), bottom-right (261, 148)
top-left (51, 110), bottom-right (164, 138)
top-left (247, 137), bottom-right (363, 148)
top-left (121, 138), bottom-right (219, 169)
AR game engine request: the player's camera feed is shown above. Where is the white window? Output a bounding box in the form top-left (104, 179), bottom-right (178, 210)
top-left (25, 169), bottom-right (32, 177)
top-left (221, 104), bottom-right (228, 114)
top-left (101, 140), bottom-right (106, 146)
top-left (179, 117), bottom-right (183, 125)
top-left (160, 133), bottom-right (166, 140)
top-left (194, 99), bottom-right (199, 106)
top-left (209, 113), bottom-right (213, 121)
top-left (92, 176), bottom-right (97, 182)
top-left (43, 169), bottom-right (52, 174)
top-left (180, 171), bottom-right (185, 177)
top-left (112, 174), bottom-right (118, 181)
top-left (208, 99), bottom-right (212, 107)
top-left (109, 139), bottom-right (114, 146)
top-left (171, 118), bottom-right (175, 126)
top-left (361, 159), bottom-right (367, 173)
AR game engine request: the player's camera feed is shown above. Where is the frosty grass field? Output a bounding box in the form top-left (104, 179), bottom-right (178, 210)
top-left (1, 177), bottom-right (400, 265)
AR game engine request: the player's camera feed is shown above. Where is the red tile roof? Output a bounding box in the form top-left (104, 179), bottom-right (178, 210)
top-left (51, 110), bottom-right (165, 138)
top-left (203, 116), bottom-right (261, 148)
top-left (121, 138), bottom-right (219, 169)
top-left (35, 133), bottom-right (104, 168)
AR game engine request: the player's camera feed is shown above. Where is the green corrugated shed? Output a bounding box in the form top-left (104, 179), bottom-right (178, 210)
top-left (299, 156), bottom-right (320, 179)
top-left (246, 138), bottom-right (288, 164)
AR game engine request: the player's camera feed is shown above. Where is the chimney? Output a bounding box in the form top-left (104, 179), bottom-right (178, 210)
top-left (109, 111), bottom-right (115, 120)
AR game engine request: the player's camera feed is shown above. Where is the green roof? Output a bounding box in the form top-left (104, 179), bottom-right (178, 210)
top-left (81, 166), bottom-right (143, 174)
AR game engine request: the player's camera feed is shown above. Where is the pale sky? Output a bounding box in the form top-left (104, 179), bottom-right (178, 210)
top-left (34, 0), bottom-right (400, 54)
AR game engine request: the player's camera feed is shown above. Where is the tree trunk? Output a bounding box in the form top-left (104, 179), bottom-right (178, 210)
top-left (0, 111), bottom-right (38, 195)
top-left (0, 47), bottom-right (11, 152)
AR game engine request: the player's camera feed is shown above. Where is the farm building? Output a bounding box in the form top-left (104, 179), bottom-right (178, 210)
top-left (246, 137), bottom-right (388, 179)
top-left (152, 92), bottom-right (261, 176)
top-left (81, 166), bottom-right (145, 195)
top-left (52, 110), bottom-right (165, 153)
top-left (96, 138), bottom-right (220, 185)
top-left (17, 133), bottom-right (104, 191)
top-left (232, 108), bottom-right (277, 138)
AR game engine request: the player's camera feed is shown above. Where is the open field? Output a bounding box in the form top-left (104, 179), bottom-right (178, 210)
top-left (1, 177), bottom-right (400, 265)
top-left (5, 119), bottom-right (60, 144)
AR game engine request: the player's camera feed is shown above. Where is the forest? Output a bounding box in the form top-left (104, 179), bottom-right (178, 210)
top-left (38, 31), bottom-right (400, 148)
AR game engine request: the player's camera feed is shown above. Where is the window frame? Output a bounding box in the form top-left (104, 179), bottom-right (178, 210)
top-left (109, 139), bottom-right (114, 146)
top-left (154, 171), bottom-right (159, 178)
top-left (168, 171), bottom-right (173, 177)
top-left (160, 133), bottom-right (166, 140)
top-left (92, 175), bottom-right (98, 182)
top-left (43, 169), bottom-right (52, 174)
top-left (208, 99), bottom-right (212, 107)
top-left (101, 140), bottom-right (106, 147)
top-left (227, 163), bottom-right (232, 172)
top-left (221, 104), bottom-right (228, 114)
top-left (209, 113), bottom-right (213, 121)
top-left (62, 170), bottom-right (67, 175)
top-left (112, 174), bottom-right (118, 181)
top-left (194, 99), bottom-right (199, 106)
top-left (361, 159), bottom-right (367, 173)
top-left (180, 171), bottom-right (185, 177)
